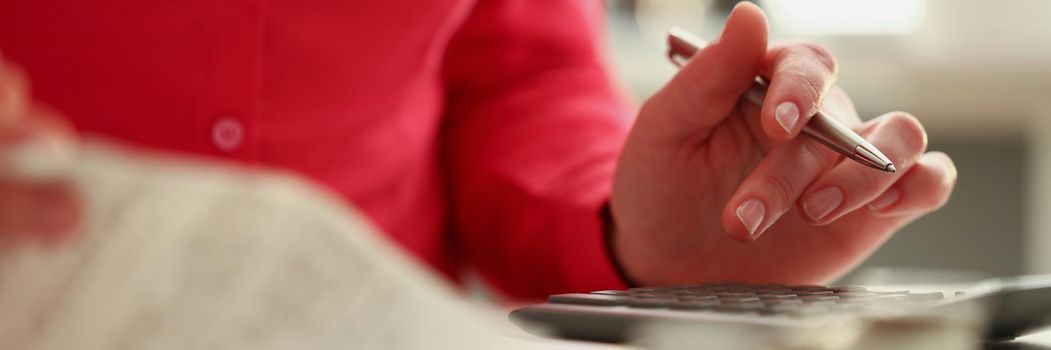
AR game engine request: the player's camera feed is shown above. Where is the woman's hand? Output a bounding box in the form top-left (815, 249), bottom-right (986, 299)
top-left (0, 54), bottom-right (79, 242)
top-left (610, 3), bottom-right (957, 285)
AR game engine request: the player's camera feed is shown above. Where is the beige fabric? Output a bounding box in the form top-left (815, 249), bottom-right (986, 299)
top-left (0, 141), bottom-right (528, 350)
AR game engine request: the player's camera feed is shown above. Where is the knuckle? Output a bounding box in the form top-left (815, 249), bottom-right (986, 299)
top-left (757, 173), bottom-right (795, 208)
top-left (798, 140), bottom-right (831, 168)
top-left (793, 41), bottom-right (839, 76)
top-left (783, 70), bottom-right (826, 110)
top-left (858, 170), bottom-right (883, 196)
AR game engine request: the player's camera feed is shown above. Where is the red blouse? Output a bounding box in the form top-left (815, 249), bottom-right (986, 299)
top-left (0, 0), bottom-right (632, 298)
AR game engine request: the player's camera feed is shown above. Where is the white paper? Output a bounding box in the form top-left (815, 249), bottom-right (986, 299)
top-left (0, 140), bottom-right (555, 350)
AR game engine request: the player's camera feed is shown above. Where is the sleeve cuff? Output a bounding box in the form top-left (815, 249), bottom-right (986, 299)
top-left (552, 195), bottom-right (630, 293)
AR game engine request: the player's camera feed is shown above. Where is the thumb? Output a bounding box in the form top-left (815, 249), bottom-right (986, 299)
top-left (639, 2), bottom-right (768, 141)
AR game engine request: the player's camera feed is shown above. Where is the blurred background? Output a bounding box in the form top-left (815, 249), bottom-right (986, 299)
top-left (603, 0), bottom-right (1051, 283)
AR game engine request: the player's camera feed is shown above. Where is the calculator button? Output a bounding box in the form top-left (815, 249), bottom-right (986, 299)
top-left (674, 289), bottom-right (715, 296)
top-left (671, 300), bottom-right (720, 310)
top-left (764, 298), bottom-right (803, 305)
top-left (796, 290), bottom-right (835, 296)
top-left (629, 287), bottom-right (668, 292)
top-left (633, 292), bottom-right (674, 299)
top-left (590, 290), bottom-right (632, 296)
top-left (829, 286), bottom-right (868, 292)
top-left (716, 291), bottom-right (756, 298)
top-left (549, 293), bottom-right (627, 306)
top-left (678, 294), bottom-right (718, 301)
top-left (758, 293), bottom-right (797, 300)
top-left (715, 301), bottom-right (765, 312)
top-left (721, 296), bottom-right (761, 303)
top-left (628, 297), bottom-right (676, 308)
top-left (801, 295), bottom-right (839, 302)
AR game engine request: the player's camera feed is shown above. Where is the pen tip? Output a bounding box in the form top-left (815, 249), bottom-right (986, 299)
top-left (886, 164), bottom-right (896, 173)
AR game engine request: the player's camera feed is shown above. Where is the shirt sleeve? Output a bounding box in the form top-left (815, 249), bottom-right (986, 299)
top-left (442, 0), bottom-right (633, 299)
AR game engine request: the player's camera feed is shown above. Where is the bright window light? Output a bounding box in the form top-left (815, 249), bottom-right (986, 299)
top-left (764, 0), bottom-right (926, 36)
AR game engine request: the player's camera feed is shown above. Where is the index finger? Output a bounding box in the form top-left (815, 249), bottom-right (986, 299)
top-left (758, 41), bottom-right (839, 141)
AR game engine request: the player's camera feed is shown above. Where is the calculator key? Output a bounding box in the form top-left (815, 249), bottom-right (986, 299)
top-left (716, 291), bottom-right (757, 298)
top-left (591, 290), bottom-right (632, 296)
top-left (628, 298), bottom-right (677, 308)
top-left (875, 290), bottom-right (910, 295)
top-left (678, 294), bottom-right (718, 301)
top-left (758, 293), bottom-right (798, 300)
top-left (674, 289), bottom-right (715, 296)
top-left (796, 290), bottom-right (835, 296)
top-left (715, 301), bottom-right (765, 312)
top-left (670, 300), bottom-right (720, 310)
top-left (829, 286), bottom-right (868, 292)
top-left (720, 296), bottom-right (761, 303)
top-left (801, 295), bottom-right (840, 302)
top-left (756, 289), bottom-right (795, 295)
top-left (764, 298), bottom-right (803, 305)
top-left (629, 287), bottom-right (669, 292)
top-left (549, 293), bottom-right (628, 306)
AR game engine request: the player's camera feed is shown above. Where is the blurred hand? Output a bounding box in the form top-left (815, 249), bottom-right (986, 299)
top-left (610, 3), bottom-right (957, 286)
top-left (0, 53), bottom-right (79, 242)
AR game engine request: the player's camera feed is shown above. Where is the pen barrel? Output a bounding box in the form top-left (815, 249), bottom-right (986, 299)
top-left (801, 110), bottom-right (866, 156)
top-left (667, 27), bottom-right (894, 172)
top-left (743, 78), bottom-right (859, 156)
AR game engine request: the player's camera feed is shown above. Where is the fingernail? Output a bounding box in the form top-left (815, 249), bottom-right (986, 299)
top-left (868, 188), bottom-right (901, 211)
top-left (736, 199), bottom-right (765, 238)
top-left (775, 102), bottom-right (800, 134)
top-left (934, 153), bottom-right (957, 184)
top-left (803, 187), bottom-right (843, 221)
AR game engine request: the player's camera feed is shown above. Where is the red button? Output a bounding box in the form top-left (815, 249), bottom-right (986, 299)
top-left (211, 116), bottom-right (244, 152)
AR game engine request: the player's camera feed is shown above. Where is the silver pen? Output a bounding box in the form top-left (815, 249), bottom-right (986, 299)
top-left (667, 27), bottom-right (895, 173)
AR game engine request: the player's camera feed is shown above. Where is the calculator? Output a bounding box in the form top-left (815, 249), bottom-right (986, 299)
top-left (510, 275), bottom-right (1051, 342)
